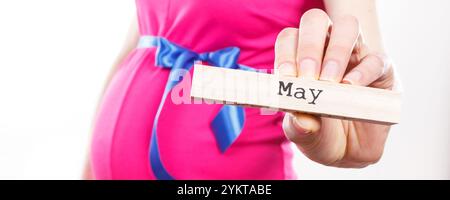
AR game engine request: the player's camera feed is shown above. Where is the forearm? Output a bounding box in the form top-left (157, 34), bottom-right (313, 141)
top-left (324, 0), bottom-right (385, 54)
top-left (82, 158), bottom-right (94, 180)
top-left (103, 16), bottom-right (140, 94)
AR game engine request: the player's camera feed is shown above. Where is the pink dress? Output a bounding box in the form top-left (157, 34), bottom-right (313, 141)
top-left (91, 0), bottom-right (324, 180)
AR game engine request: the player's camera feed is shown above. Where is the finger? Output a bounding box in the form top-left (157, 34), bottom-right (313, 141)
top-left (275, 29), bottom-right (322, 132)
top-left (282, 112), bottom-right (321, 145)
top-left (287, 9), bottom-right (329, 142)
top-left (274, 28), bottom-right (298, 77)
top-left (320, 15), bottom-right (360, 82)
top-left (284, 115), bottom-right (347, 166)
top-left (296, 9), bottom-right (331, 79)
top-left (342, 54), bottom-right (388, 86)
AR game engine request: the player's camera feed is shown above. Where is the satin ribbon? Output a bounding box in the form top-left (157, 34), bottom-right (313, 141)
top-left (138, 36), bottom-right (255, 180)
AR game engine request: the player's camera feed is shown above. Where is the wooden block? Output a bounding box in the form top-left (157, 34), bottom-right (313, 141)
top-left (190, 64), bottom-right (401, 124)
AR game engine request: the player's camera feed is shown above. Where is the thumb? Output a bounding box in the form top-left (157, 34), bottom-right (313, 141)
top-left (282, 112), bottom-right (321, 148)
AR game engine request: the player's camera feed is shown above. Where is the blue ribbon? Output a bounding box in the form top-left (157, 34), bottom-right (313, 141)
top-left (138, 36), bottom-right (255, 180)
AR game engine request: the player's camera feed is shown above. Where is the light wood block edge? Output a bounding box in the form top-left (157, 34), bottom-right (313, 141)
top-left (190, 64), bottom-right (402, 125)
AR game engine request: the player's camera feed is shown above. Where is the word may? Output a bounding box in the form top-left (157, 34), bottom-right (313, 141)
top-left (278, 81), bottom-right (323, 105)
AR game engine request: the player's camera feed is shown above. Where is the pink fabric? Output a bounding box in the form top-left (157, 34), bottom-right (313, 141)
top-left (91, 0), bottom-right (324, 180)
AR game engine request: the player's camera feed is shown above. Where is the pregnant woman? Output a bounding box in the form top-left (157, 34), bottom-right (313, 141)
top-left (85, 0), bottom-right (397, 179)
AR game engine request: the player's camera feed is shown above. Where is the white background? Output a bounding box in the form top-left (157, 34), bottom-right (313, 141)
top-left (0, 0), bottom-right (448, 179)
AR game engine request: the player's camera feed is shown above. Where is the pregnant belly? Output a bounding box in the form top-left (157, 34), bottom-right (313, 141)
top-left (91, 48), bottom-right (294, 180)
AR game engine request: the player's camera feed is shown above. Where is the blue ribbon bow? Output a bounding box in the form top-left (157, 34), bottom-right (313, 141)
top-left (138, 36), bottom-right (255, 180)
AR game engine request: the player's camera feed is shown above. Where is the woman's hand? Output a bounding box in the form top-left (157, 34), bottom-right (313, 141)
top-left (275, 9), bottom-right (396, 168)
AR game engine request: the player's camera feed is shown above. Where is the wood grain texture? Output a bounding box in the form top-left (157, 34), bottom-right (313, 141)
top-left (190, 64), bottom-right (401, 124)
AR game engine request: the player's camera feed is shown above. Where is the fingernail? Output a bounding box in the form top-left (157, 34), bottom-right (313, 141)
top-left (278, 62), bottom-right (297, 76)
top-left (343, 70), bottom-right (362, 85)
top-left (299, 59), bottom-right (317, 78)
top-left (320, 60), bottom-right (339, 81)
